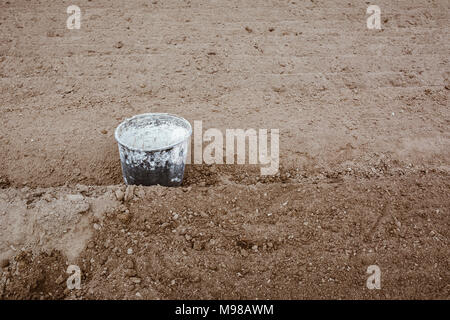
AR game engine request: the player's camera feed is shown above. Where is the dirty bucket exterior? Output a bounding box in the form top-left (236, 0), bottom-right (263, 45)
top-left (115, 113), bottom-right (192, 187)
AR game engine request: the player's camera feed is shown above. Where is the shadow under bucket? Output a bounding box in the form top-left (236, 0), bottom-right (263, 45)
top-left (115, 113), bottom-right (192, 187)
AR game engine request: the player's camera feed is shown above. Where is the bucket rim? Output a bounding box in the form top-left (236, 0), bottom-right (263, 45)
top-left (114, 113), bottom-right (192, 152)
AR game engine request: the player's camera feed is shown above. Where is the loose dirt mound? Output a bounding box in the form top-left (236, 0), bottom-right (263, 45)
top-left (0, 184), bottom-right (120, 263)
top-left (1, 171), bottom-right (449, 299)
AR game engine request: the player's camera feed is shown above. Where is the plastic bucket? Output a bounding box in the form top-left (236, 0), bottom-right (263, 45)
top-left (114, 113), bottom-right (192, 186)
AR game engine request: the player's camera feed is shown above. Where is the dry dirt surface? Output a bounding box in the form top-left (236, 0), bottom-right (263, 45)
top-left (0, 0), bottom-right (449, 299)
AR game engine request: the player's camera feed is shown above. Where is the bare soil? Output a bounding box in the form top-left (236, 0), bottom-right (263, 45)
top-left (0, 0), bottom-right (449, 299)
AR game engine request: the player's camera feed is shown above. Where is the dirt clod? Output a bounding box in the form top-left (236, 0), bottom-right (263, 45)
top-left (124, 185), bottom-right (135, 202)
top-left (115, 190), bottom-right (125, 201)
top-left (0, 259), bottom-right (9, 269)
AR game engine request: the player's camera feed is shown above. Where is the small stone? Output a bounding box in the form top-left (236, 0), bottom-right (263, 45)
top-left (114, 41), bottom-right (124, 49)
top-left (130, 277), bottom-right (141, 284)
top-left (124, 185), bottom-right (135, 202)
top-left (240, 249), bottom-right (248, 257)
top-left (101, 129), bottom-right (108, 134)
top-left (193, 240), bottom-right (203, 251)
top-left (93, 223), bottom-right (100, 230)
top-left (115, 190), bottom-right (125, 201)
top-left (136, 292), bottom-right (142, 298)
top-left (252, 245), bottom-right (258, 252)
top-left (125, 269), bottom-right (137, 277)
top-left (76, 184), bottom-right (89, 193)
top-left (127, 248), bottom-right (133, 255)
top-left (125, 259), bottom-right (134, 269)
top-left (185, 234), bottom-right (192, 241)
top-left (208, 263), bottom-right (218, 271)
top-left (118, 212), bottom-right (130, 223)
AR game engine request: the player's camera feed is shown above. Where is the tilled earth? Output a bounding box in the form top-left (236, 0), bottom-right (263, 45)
top-left (0, 0), bottom-right (449, 299)
top-left (1, 166), bottom-right (449, 299)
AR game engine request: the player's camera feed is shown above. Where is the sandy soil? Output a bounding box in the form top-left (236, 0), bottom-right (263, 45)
top-left (0, 0), bottom-right (449, 299)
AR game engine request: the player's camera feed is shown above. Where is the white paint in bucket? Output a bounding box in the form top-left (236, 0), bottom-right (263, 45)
top-left (120, 124), bottom-right (189, 151)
